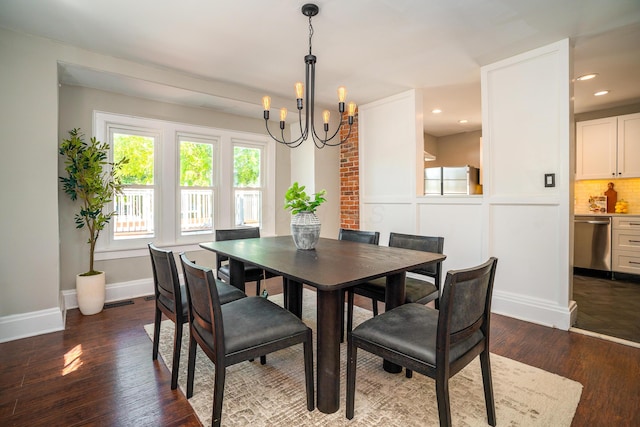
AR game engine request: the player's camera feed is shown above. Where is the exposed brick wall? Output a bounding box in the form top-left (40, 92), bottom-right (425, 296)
top-left (339, 108), bottom-right (359, 229)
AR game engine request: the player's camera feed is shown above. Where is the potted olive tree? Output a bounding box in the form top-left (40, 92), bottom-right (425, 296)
top-left (59, 128), bottom-right (127, 315)
top-left (284, 182), bottom-right (327, 250)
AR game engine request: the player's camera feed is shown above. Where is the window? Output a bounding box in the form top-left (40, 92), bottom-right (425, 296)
top-left (233, 143), bottom-right (263, 227)
top-left (113, 131), bottom-right (155, 240)
top-left (179, 135), bottom-right (214, 235)
top-left (94, 111), bottom-right (275, 259)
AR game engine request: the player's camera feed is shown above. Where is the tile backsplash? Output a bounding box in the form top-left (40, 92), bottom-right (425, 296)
top-left (575, 178), bottom-right (640, 214)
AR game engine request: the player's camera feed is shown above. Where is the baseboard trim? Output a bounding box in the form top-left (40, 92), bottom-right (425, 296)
top-left (62, 278), bottom-right (155, 310)
top-left (0, 307), bottom-right (65, 344)
top-left (0, 278), bottom-right (155, 343)
top-left (492, 289), bottom-right (575, 330)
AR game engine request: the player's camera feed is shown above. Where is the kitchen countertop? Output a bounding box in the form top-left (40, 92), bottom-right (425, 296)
top-left (574, 212), bottom-right (640, 217)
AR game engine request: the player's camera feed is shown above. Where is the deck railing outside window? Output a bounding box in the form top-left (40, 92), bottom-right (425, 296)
top-left (114, 188), bottom-right (260, 237)
top-left (114, 188), bottom-right (154, 239)
top-left (235, 190), bottom-right (261, 227)
top-left (181, 189), bottom-right (213, 233)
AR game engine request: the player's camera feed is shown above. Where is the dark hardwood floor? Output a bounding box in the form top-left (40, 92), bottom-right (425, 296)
top-left (573, 272), bottom-right (640, 343)
top-left (1, 277), bottom-right (639, 426)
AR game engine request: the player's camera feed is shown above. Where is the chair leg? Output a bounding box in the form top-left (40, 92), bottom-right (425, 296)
top-left (186, 333), bottom-right (197, 399)
top-left (346, 290), bottom-right (355, 335)
top-left (303, 330), bottom-right (315, 411)
top-left (406, 369), bottom-right (413, 378)
top-left (480, 350), bottom-right (496, 426)
top-left (212, 365), bottom-right (226, 427)
top-left (152, 307), bottom-right (162, 360)
top-left (345, 339), bottom-right (358, 419)
top-left (372, 298), bottom-right (378, 316)
top-left (435, 376), bottom-right (452, 427)
top-left (260, 355), bottom-right (267, 365)
top-left (171, 320), bottom-right (183, 390)
top-left (340, 290), bottom-right (346, 343)
top-left (256, 278), bottom-right (261, 296)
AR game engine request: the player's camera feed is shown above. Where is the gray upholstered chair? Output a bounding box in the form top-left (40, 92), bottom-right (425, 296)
top-left (215, 227), bottom-right (269, 296)
top-left (346, 233), bottom-right (444, 339)
top-left (148, 243), bottom-right (245, 389)
top-left (180, 254), bottom-right (314, 427)
top-left (346, 257), bottom-right (498, 427)
top-left (338, 228), bottom-right (380, 342)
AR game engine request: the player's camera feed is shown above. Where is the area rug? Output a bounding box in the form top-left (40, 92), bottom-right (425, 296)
top-left (144, 290), bottom-right (582, 426)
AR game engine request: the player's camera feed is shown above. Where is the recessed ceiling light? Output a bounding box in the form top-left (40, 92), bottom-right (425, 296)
top-left (458, 119), bottom-right (468, 124)
top-left (431, 109), bottom-right (442, 114)
top-left (577, 73), bottom-right (598, 81)
top-left (594, 90), bottom-right (610, 96)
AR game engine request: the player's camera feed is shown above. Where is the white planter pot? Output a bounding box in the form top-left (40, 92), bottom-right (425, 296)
top-left (291, 211), bottom-right (321, 250)
top-left (76, 271), bottom-right (106, 315)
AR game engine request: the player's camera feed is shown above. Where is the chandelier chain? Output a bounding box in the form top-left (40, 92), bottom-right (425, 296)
top-left (308, 15), bottom-right (314, 55)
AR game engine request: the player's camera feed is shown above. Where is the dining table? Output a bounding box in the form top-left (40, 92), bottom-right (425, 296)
top-left (199, 235), bottom-right (446, 414)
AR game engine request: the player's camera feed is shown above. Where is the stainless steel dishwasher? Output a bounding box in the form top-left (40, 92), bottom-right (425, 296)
top-left (574, 216), bottom-right (611, 271)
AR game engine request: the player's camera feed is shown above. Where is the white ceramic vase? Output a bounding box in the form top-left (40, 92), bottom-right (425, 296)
top-left (291, 211), bottom-right (321, 250)
top-left (76, 271), bottom-right (106, 315)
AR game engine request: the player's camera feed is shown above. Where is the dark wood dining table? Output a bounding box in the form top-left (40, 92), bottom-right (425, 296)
top-left (199, 235), bottom-right (446, 414)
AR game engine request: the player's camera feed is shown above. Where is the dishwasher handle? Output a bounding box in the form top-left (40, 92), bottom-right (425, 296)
top-left (575, 219), bottom-right (611, 225)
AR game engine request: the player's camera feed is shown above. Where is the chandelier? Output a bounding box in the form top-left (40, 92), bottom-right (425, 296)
top-left (262, 3), bottom-right (356, 149)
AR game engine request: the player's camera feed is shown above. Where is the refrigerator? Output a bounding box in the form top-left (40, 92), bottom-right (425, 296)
top-left (424, 166), bottom-right (480, 195)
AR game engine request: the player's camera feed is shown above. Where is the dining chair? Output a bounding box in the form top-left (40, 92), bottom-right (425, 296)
top-left (338, 228), bottom-right (380, 342)
top-left (346, 257), bottom-right (498, 427)
top-left (346, 233), bottom-right (445, 340)
top-left (215, 227), bottom-right (271, 296)
top-left (180, 253), bottom-right (314, 427)
top-left (148, 244), bottom-right (245, 390)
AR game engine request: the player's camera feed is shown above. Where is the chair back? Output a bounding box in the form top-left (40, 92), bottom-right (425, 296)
top-left (437, 257), bottom-right (498, 357)
top-left (180, 254), bottom-right (225, 359)
top-left (215, 227), bottom-right (261, 267)
top-left (389, 232), bottom-right (444, 282)
top-left (148, 243), bottom-right (183, 315)
top-left (338, 228), bottom-right (380, 245)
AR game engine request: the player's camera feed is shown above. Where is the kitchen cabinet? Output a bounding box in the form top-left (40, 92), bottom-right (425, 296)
top-left (576, 112), bottom-right (640, 180)
top-left (612, 216), bottom-right (640, 275)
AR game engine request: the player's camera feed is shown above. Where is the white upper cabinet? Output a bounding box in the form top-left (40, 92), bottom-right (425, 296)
top-left (576, 112), bottom-right (640, 180)
top-left (617, 113), bottom-right (640, 178)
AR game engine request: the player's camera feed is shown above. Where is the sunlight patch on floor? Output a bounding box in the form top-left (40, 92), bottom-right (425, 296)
top-left (62, 344), bottom-right (83, 376)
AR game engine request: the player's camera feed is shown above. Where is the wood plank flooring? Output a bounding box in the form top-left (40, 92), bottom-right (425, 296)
top-left (1, 277), bottom-right (639, 426)
top-left (573, 273), bottom-right (640, 343)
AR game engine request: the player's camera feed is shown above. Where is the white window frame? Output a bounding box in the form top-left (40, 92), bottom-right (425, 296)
top-left (93, 111), bottom-right (275, 260)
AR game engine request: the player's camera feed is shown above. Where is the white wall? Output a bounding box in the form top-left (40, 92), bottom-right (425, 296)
top-left (359, 90), bottom-right (425, 242)
top-left (0, 28), bottom-right (63, 339)
top-left (481, 39), bottom-right (574, 329)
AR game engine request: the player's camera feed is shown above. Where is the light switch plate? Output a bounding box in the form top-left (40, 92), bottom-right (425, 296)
top-left (544, 173), bottom-right (555, 187)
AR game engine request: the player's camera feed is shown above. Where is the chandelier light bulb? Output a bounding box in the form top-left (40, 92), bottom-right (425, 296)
top-left (262, 96), bottom-right (271, 111)
top-left (295, 82), bottom-right (304, 100)
top-left (323, 110), bottom-right (331, 124)
top-left (337, 86), bottom-right (347, 103)
top-left (280, 108), bottom-right (288, 122)
top-left (348, 102), bottom-right (357, 117)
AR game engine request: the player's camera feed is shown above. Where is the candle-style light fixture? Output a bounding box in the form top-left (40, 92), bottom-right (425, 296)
top-left (262, 3), bottom-right (356, 149)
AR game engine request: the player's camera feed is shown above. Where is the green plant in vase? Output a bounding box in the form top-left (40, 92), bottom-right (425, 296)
top-left (284, 182), bottom-right (326, 250)
top-left (59, 128), bottom-right (128, 314)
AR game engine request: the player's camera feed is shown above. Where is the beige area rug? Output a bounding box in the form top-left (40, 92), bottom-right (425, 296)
top-left (144, 290), bottom-right (583, 426)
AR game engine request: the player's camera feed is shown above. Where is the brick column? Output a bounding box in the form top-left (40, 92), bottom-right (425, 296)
top-left (339, 108), bottom-right (359, 229)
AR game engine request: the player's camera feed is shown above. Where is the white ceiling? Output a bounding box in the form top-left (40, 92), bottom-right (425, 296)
top-left (1, 0), bottom-right (639, 137)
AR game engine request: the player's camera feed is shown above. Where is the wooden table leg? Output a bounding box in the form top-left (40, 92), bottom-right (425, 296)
top-left (229, 258), bottom-right (247, 293)
top-left (316, 289), bottom-right (341, 414)
top-left (285, 279), bottom-right (303, 319)
top-left (383, 272), bottom-right (406, 373)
